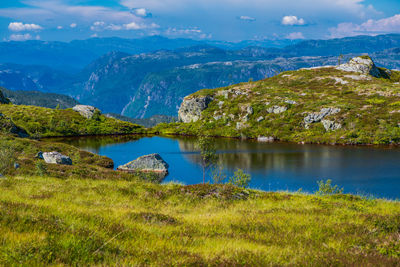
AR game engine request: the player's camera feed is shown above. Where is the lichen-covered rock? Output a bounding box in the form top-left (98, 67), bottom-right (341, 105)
top-left (178, 95), bottom-right (213, 123)
top-left (336, 56), bottom-right (387, 78)
top-left (42, 152), bottom-right (72, 165)
top-left (258, 136), bottom-right (275, 142)
top-left (267, 106), bottom-right (288, 114)
top-left (304, 107), bottom-right (341, 128)
top-left (117, 153), bottom-right (169, 173)
top-left (256, 116), bottom-right (264, 122)
top-left (72, 105), bottom-right (101, 119)
top-left (322, 120), bottom-right (342, 131)
top-left (236, 122), bottom-right (249, 130)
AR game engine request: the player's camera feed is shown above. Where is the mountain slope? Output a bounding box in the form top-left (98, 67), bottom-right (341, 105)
top-left (0, 87), bottom-right (79, 109)
top-left (156, 56), bottom-right (400, 145)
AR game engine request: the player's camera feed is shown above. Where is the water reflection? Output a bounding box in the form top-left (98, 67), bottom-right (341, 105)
top-left (49, 135), bottom-right (400, 199)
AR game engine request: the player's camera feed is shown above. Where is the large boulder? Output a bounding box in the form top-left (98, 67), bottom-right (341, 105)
top-left (72, 105), bottom-right (101, 119)
top-left (336, 56), bottom-right (388, 78)
top-left (178, 95), bottom-right (213, 123)
top-left (42, 152), bottom-right (72, 165)
top-left (304, 107), bottom-right (341, 129)
top-left (117, 153), bottom-right (169, 173)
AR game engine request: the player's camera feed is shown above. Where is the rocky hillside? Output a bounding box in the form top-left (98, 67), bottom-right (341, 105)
top-left (157, 56), bottom-right (400, 145)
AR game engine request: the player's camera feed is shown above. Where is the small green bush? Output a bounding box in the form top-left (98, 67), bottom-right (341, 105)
top-left (35, 161), bottom-right (48, 177)
top-left (228, 169), bottom-right (251, 188)
top-left (315, 179), bottom-right (344, 195)
top-left (0, 143), bottom-right (17, 175)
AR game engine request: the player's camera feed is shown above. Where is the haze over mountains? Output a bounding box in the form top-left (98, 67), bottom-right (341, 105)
top-left (1, 34), bottom-right (400, 118)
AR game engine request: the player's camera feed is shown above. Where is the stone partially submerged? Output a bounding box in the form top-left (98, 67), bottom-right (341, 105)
top-left (117, 153), bottom-right (169, 173)
top-left (72, 105), bottom-right (101, 119)
top-left (42, 152), bottom-right (72, 165)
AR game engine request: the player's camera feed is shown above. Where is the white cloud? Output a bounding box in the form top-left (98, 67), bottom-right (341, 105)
top-left (329, 14), bottom-right (400, 38)
top-left (8, 22), bottom-right (42, 31)
top-left (57, 25), bottom-right (63, 29)
top-left (9, 33), bottom-right (40, 41)
top-left (91, 33), bottom-right (98, 38)
top-left (165, 27), bottom-right (212, 39)
top-left (238, 16), bottom-right (256, 22)
top-left (282, 16), bottom-right (305, 26)
top-left (131, 8), bottom-right (152, 18)
top-left (124, 22), bottom-right (159, 30)
top-left (285, 32), bottom-right (305, 40)
top-left (70, 23), bottom-right (77, 28)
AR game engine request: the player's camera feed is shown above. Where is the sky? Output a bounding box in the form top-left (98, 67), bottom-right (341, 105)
top-left (0, 0), bottom-right (399, 42)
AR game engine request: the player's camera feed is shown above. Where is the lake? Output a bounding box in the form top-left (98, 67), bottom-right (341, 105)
top-left (51, 135), bottom-right (400, 200)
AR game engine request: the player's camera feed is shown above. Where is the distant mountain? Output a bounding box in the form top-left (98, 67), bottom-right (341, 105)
top-left (0, 63), bottom-right (72, 92)
top-left (0, 87), bottom-right (78, 109)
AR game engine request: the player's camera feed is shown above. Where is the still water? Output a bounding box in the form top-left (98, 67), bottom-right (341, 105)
top-left (52, 135), bottom-right (400, 199)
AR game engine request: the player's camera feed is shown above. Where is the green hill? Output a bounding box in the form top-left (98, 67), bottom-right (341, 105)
top-left (157, 56), bottom-right (400, 145)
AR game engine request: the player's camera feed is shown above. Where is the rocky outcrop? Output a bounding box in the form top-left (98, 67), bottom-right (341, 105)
top-left (257, 136), bottom-right (275, 142)
top-left (267, 106), bottom-right (287, 114)
top-left (178, 95), bottom-right (213, 123)
top-left (304, 108), bottom-right (341, 129)
top-left (0, 90), bottom-right (10, 104)
top-left (72, 105), bottom-right (101, 119)
top-left (117, 153), bottom-right (169, 173)
top-left (0, 113), bottom-right (29, 137)
top-left (321, 120), bottom-right (342, 131)
top-left (42, 152), bottom-right (72, 165)
top-left (336, 56), bottom-right (388, 78)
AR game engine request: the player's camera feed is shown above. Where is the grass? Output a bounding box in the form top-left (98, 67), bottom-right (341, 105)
top-left (155, 66), bottom-right (400, 145)
top-left (0, 104), bottom-right (144, 138)
top-left (0, 176), bottom-right (399, 266)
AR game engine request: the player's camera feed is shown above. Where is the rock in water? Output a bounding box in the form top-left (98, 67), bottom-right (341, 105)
top-left (72, 105), bottom-right (101, 119)
top-left (42, 152), bottom-right (72, 165)
top-left (178, 95), bottom-right (213, 123)
top-left (117, 153), bottom-right (169, 173)
top-left (336, 56), bottom-right (388, 78)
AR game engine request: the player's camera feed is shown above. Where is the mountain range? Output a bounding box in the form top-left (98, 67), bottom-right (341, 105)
top-left (1, 34), bottom-right (400, 118)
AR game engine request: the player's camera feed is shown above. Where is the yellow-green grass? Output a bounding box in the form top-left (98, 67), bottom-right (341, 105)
top-left (0, 176), bottom-right (399, 266)
top-left (0, 104), bottom-right (144, 137)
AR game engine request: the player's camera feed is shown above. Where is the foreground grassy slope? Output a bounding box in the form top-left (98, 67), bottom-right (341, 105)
top-left (0, 176), bottom-right (399, 266)
top-left (0, 104), bottom-right (144, 137)
top-left (156, 60), bottom-right (400, 145)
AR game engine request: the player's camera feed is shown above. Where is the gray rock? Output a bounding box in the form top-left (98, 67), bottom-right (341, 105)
top-left (336, 56), bottom-right (385, 78)
top-left (178, 95), bottom-right (213, 123)
top-left (285, 100), bottom-right (297, 105)
top-left (213, 115), bottom-right (222, 120)
top-left (258, 136), bottom-right (275, 142)
top-left (256, 116), bottom-right (264, 122)
top-left (236, 122), bottom-right (249, 130)
top-left (304, 107), bottom-right (341, 127)
top-left (247, 106), bottom-right (254, 115)
top-left (267, 105), bottom-right (288, 114)
top-left (117, 153), bottom-right (169, 173)
top-left (72, 105), bottom-right (101, 119)
top-left (321, 120), bottom-right (342, 131)
top-left (42, 152), bottom-right (72, 165)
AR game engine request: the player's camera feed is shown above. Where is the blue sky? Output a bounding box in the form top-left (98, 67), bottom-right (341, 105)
top-left (0, 0), bottom-right (399, 42)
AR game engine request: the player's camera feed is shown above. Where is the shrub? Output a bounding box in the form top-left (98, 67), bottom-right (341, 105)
top-left (211, 164), bottom-right (227, 184)
top-left (228, 169), bottom-right (251, 188)
top-left (36, 161), bottom-right (48, 176)
top-left (0, 143), bottom-right (17, 175)
top-left (315, 179), bottom-right (344, 195)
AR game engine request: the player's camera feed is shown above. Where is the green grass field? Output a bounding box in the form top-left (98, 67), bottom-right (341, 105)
top-left (0, 175), bottom-right (399, 266)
